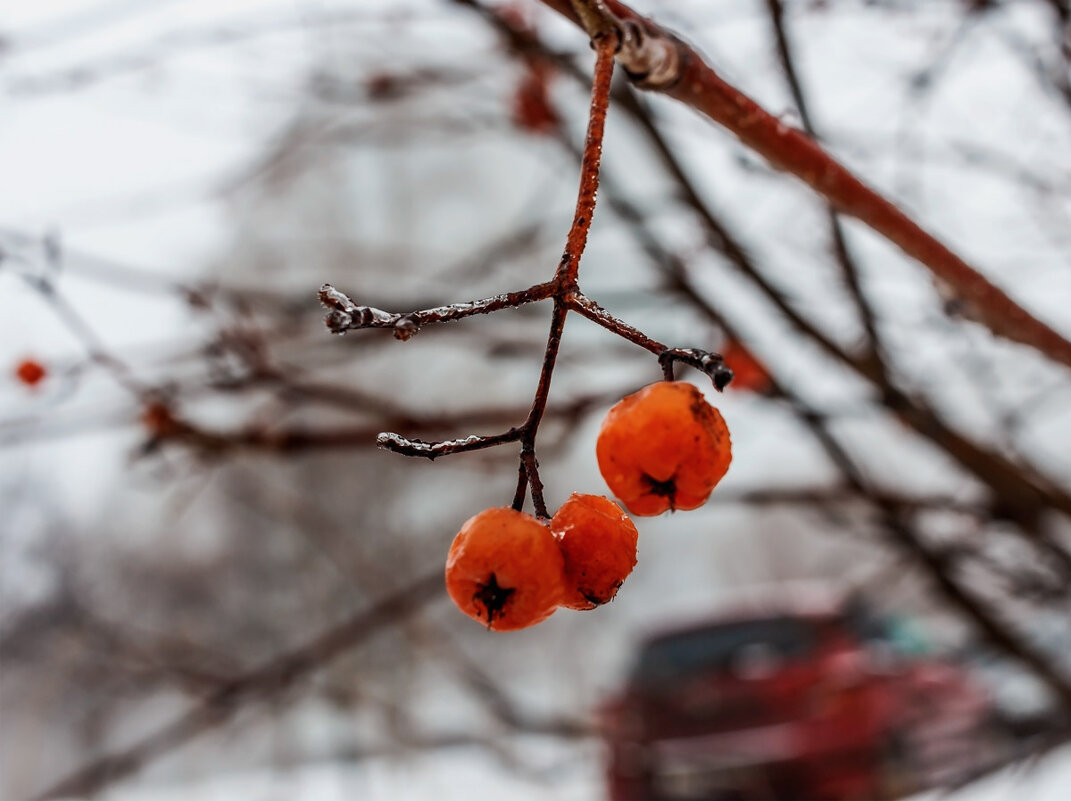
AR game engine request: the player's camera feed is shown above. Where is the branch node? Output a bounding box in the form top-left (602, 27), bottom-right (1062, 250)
top-left (617, 19), bottom-right (680, 89)
top-left (568, 0), bottom-right (622, 46)
top-left (393, 316), bottom-right (420, 341)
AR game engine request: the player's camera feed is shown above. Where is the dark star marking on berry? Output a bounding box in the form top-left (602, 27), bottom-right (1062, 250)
top-left (473, 573), bottom-right (515, 626)
top-left (642, 472), bottom-right (678, 508)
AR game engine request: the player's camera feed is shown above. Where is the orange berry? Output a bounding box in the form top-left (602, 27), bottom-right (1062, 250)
top-left (551, 493), bottom-right (638, 610)
top-left (15, 359), bottom-right (47, 387)
top-left (445, 507), bottom-right (565, 631)
top-left (596, 381), bottom-right (731, 516)
top-left (721, 339), bottom-right (771, 393)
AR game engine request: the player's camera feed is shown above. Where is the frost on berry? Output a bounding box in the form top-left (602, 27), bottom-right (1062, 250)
top-left (445, 507), bottom-right (565, 632)
top-left (596, 381), bottom-right (732, 516)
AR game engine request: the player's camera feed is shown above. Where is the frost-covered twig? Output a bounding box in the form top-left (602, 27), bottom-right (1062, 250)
top-left (318, 282), bottom-right (555, 340)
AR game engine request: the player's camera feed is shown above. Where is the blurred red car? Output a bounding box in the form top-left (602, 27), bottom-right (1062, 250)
top-left (600, 589), bottom-right (994, 800)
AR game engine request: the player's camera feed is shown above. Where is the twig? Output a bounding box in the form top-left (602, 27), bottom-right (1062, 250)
top-left (318, 281), bottom-right (556, 340)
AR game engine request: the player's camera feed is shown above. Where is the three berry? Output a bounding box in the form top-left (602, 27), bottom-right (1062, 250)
top-left (445, 380), bottom-right (732, 631)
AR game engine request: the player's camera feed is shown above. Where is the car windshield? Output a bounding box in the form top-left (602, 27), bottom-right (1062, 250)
top-left (631, 616), bottom-right (819, 687)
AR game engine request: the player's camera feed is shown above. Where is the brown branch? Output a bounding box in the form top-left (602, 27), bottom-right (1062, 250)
top-left (318, 281), bottom-right (556, 339)
top-left (508, 31), bottom-right (618, 517)
top-left (557, 10), bottom-right (616, 288)
top-left (30, 572), bottom-right (444, 801)
top-left (714, 486), bottom-right (988, 515)
top-left (582, 101), bottom-right (1071, 527)
top-left (142, 393), bottom-right (612, 457)
top-left (378, 428), bottom-right (521, 459)
top-left (538, 0), bottom-right (1071, 371)
top-left (762, 0), bottom-right (889, 378)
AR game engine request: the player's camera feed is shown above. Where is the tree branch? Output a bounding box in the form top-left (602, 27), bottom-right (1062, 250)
top-left (30, 572), bottom-right (444, 801)
top-left (538, 0), bottom-right (1071, 371)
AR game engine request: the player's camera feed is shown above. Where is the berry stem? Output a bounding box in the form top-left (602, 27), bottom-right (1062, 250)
top-left (511, 460), bottom-right (529, 511)
top-left (521, 449), bottom-right (549, 519)
top-left (513, 37), bottom-right (615, 511)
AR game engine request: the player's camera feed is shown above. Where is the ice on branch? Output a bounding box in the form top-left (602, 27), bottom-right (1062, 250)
top-left (659, 348), bottom-right (734, 390)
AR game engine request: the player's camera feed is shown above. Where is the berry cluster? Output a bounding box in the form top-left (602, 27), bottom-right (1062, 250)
top-left (445, 380), bottom-right (731, 631)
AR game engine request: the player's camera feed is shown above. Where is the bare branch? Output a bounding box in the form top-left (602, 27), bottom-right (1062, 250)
top-left (538, 0), bottom-right (1071, 371)
top-left (30, 572), bottom-right (444, 801)
top-left (319, 282), bottom-right (555, 338)
top-left (376, 429), bottom-right (521, 459)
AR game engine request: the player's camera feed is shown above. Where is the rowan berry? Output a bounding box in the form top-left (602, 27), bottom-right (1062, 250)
top-left (445, 507), bottom-right (565, 631)
top-left (721, 339), bottom-right (771, 393)
top-left (511, 60), bottom-right (558, 135)
top-left (15, 359), bottom-right (47, 387)
top-left (596, 381), bottom-right (731, 516)
top-left (550, 493), bottom-right (638, 610)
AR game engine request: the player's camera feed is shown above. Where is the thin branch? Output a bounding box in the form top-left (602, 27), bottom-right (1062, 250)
top-left (557, 10), bottom-right (617, 288)
top-left (377, 429), bottom-right (521, 459)
top-left (538, 0), bottom-right (1071, 371)
top-left (318, 281), bottom-right (555, 339)
top-left (763, 0), bottom-right (889, 377)
top-left (30, 572), bottom-right (444, 801)
top-left (715, 486), bottom-right (989, 516)
top-left (25, 276), bottom-right (152, 399)
top-left (519, 299), bottom-right (569, 519)
top-left (658, 348), bottom-right (733, 389)
top-left (567, 289), bottom-right (733, 386)
top-left (566, 291), bottom-right (662, 356)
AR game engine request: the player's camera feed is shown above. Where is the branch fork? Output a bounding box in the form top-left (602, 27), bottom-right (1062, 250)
top-left (567, 0), bottom-right (680, 88)
top-left (320, 32), bottom-right (730, 519)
